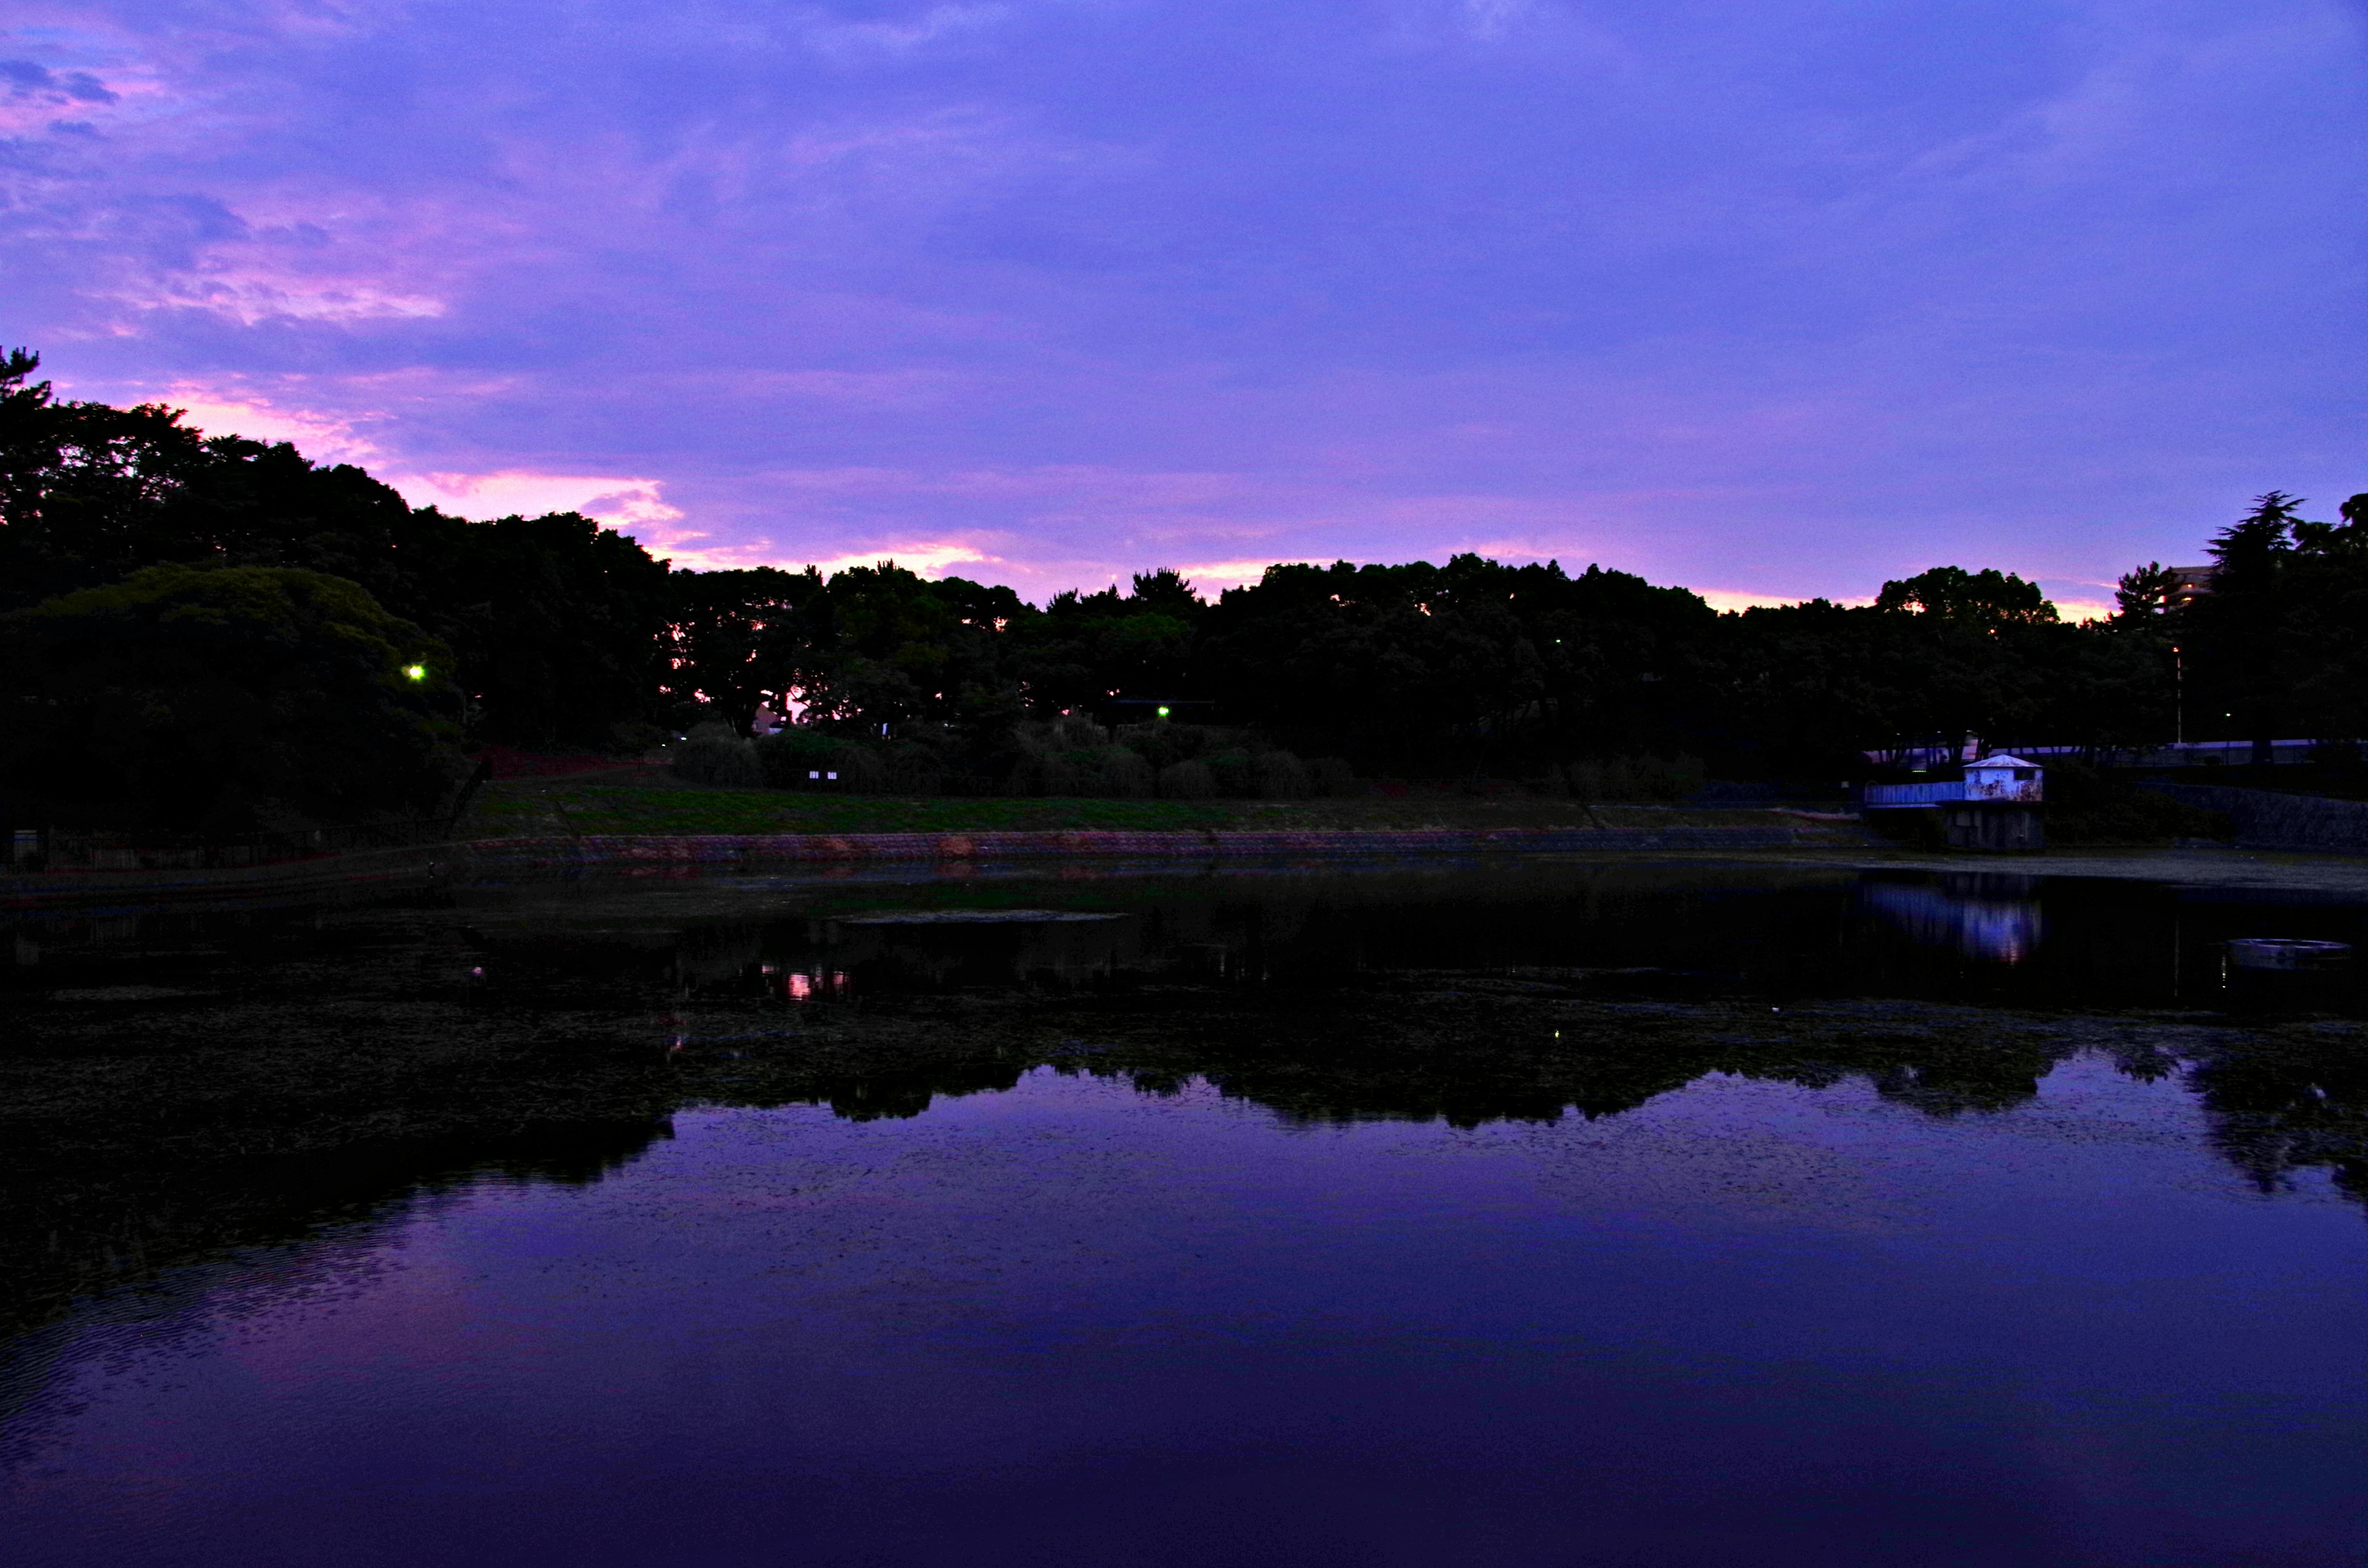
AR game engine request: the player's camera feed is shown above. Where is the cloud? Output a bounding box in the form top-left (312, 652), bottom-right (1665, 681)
top-left (163, 385), bottom-right (384, 465)
top-left (394, 470), bottom-right (684, 529)
top-left (0, 59), bottom-right (118, 104)
top-left (1169, 559), bottom-right (1285, 594)
top-left (797, 3), bottom-right (1013, 59)
top-left (7, 0), bottom-right (2359, 611)
top-left (119, 273), bottom-right (446, 325)
top-left (1691, 588), bottom-right (1873, 614)
top-left (791, 539), bottom-right (1003, 576)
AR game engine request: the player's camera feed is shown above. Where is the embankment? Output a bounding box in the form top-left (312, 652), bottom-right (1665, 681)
top-left (2145, 784), bottom-right (2368, 856)
top-left (2, 821), bottom-right (1864, 909)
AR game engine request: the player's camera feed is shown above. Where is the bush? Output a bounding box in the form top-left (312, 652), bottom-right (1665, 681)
top-left (884, 742), bottom-right (945, 795)
top-left (607, 720), bottom-right (671, 756)
top-left (1104, 747), bottom-right (1155, 798)
top-left (1001, 717), bottom-right (1167, 797)
top-left (1204, 749), bottom-right (1255, 796)
top-left (754, 727), bottom-right (842, 788)
top-left (1114, 720), bottom-right (1214, 770)
top-left (672, 729), bottom-right (762, 787)
top-left (1564, 754), bottom-right (1706, 802)
top-left (833, 745), bottom-right (889, 792)
top-left (1253, 750), bottom-right (1311, 798)
top-left (1307, 757), bottom-right (1360, 797)
top-left (1159, 760), bottom-right (1216, 798)
top-left (2044, 763), bottom-right (2231, 845)
top-left (1008, 745), bottom-right (1151, 797)
top-left (1040, 752), bottom-right (1093, 795)
top-left (753, 728), bottom-right (897, 792)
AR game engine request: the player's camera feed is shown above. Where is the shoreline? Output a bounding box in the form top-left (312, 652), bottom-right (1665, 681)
top-left (1, 823), bottom-right (1836, 909)
top-left (7, 823), bottom-right (2368, 909)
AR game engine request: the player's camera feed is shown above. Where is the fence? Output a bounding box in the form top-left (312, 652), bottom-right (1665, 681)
top-left (1862, 781), bottom-right (1965, 808)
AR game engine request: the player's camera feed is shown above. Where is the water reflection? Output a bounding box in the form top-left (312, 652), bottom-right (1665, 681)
top-left (14, 863), bottom-right (2368, 1016)
top-left (5, 1057), bottom-right (2363, 1568)
top-left (7, 861), bottom-right (2368, 1349)
top-left (7, 871), bottom-right (2368, 1568)
top-left (1859, 874), bottom-right (2042, 963)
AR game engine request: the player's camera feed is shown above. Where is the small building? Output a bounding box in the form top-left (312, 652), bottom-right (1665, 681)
top-left (1962, 754), bottom-right (2044, 803)
top-left (1864, 755), bottom-right (2045, 852)
top-left (2165, 565), bottom-right (2217, 607)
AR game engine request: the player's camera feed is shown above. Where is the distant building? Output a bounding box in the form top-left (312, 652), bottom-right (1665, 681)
top-left (2165, 565), bottom-right (2217, 607)
top-left (1862, 755), bottom-right (2045, 852)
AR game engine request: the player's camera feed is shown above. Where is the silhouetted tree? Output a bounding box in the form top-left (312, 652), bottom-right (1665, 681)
top-left (0, 565), bottom-right (463, 829)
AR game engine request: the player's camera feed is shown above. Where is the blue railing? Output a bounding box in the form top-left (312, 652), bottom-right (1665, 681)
top-left (1863, 781), bottom-right (1966, 808)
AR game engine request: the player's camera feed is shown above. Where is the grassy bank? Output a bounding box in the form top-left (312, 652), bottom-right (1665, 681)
top-left (467, 768), bottom-right (1821, 838)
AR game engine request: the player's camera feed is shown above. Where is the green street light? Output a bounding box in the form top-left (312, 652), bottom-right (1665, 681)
top-left (403, 663), bottom-right (428, 682)
top-left (1156, 705), bottom-right (1171, 718)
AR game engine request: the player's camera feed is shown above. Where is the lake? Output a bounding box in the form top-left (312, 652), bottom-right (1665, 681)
top-left (3, 857), bottom-right (2364, 1566)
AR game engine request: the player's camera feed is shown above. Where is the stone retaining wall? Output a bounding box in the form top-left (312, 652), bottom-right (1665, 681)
top-left (2144, 784), bottom-right (2368, 856)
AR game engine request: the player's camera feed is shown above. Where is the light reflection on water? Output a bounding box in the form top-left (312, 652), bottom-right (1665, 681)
top-left (1859, 876), bottom-right (2044, 964)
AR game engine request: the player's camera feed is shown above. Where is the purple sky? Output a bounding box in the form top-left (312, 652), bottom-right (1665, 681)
top-left (7, 1), bottom-right (2365, 612)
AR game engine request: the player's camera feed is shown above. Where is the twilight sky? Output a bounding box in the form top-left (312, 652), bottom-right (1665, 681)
top-left (6, 1), bottom-right (2364, 610)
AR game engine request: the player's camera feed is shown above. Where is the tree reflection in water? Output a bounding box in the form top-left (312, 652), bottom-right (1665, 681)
top-left (4, 862), bottom-right (2364, 1345)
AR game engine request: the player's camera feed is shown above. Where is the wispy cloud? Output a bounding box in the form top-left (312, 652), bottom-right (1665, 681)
top-left (7, 0), bottom-right (2359, 607)
top-left (395, 471), bottom-right (683, 529)
top-left (163, 385), bottom-right (385, 465)
top-left (119, 273), bottom-right (445, 325)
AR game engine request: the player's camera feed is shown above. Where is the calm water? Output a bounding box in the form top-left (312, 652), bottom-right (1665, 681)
top-left (3, 859), bottom-right (2365, 1566)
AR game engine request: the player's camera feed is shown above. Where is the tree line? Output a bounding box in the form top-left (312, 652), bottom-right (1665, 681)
top-left (4, 348), bottom-right (2364, 827)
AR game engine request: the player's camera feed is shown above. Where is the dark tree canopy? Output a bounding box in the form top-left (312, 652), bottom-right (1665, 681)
top-left (1875, 566), bottom-right (2058, 625)
top-left (0, 565), bottom-right (464, 830)
top-left (6, 348), bottom-right (2362, 814)
top-left (0, 348), bottom-right (672, 750)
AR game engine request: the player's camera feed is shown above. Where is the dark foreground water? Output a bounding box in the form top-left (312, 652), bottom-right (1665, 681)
top-left (3, 858), bottom-right (2365, 1566)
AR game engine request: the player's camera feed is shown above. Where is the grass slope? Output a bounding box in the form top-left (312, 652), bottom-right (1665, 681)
top-left (466, 767), bottom-right (1809, 839)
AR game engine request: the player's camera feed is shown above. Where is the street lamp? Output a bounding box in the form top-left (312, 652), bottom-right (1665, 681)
top-left (2171, 644), bottom-right (2182, 747)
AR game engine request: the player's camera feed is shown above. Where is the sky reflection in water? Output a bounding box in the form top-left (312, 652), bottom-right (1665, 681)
top-left (2, 864), bottom-right (2365, 1566)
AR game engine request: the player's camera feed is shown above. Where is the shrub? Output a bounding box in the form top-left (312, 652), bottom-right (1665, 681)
top-left (673, 731), bottom-right (762, 787)
top-left (754, 727), bottom-right (842, 789)
top-left (1114, 721), bottom-right (1214, 770)
top-left (2044, 763), bottom-right (2230, 845)
top-left (1159, 760), bottom-right (1216, 798)
top-left (1253, 750), bottom-right (1311, 798)
top-left (607, 720), bottom-right (671, 756)
top-left (1013, 745), bottom-right (1151, 797)
top-left (884, 742), bottom-right (944, 795)
top-left (1564, 754), bottom-right (1706, 802)
top-left (1041, 752), bottom-right (1093, 795)
top-left (1204, 749), bottom-right (1255, 797)
top-left (1307, 757), bottom-right (1360, 797)
top-left (1104, 747), bottom-right (1155, 798)
top-left (833, 745), bottom-right (889, 792)
top-left (752, 728), bottom-right (897, 792)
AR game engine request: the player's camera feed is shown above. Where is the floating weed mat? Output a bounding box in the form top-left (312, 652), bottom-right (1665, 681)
top-left (834, 909), bottom-right (1127, 925)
